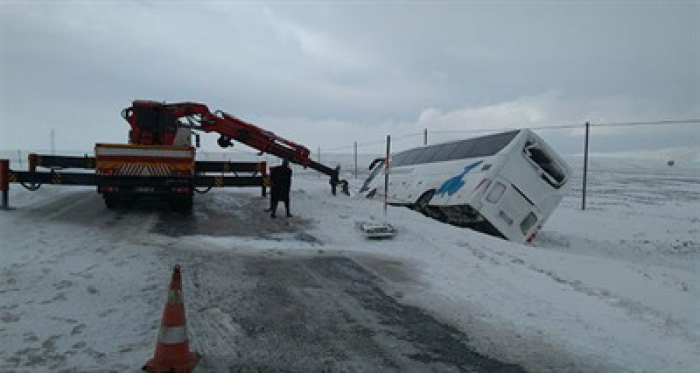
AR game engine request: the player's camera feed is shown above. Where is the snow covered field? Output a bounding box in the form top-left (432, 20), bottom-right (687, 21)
top-left (0, 160), bottom-right (698, 372)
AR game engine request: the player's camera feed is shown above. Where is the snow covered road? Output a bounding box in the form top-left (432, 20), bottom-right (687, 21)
top-left (1, 165), bottom-right (698, 372)
top-left (0, 188), bottom-right (161, 371)
top-left (0, 186), bottom-right (523, 372)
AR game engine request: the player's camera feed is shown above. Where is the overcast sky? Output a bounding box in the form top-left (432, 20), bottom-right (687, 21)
top-left (1, 0), bottom-right (698, 156)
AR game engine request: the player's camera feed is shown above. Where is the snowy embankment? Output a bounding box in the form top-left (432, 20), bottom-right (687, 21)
top-left (1, 163), bottom-right (698, 371)
top-left (202, 168), bottom-right (699, 372)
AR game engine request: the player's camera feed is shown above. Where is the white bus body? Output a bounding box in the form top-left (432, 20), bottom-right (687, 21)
top-left (360, 129), bottom-right (571, 243)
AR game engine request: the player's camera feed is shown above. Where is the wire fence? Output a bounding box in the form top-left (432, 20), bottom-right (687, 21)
top-left (321, 119), bottom-right (699, 153)
top-left (309, 119), bottom-right (700, 210)
top-left (2, 119), bottom-right (698, 211)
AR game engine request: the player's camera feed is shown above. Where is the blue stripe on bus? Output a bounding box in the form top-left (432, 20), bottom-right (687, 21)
top-left (435, 160), bottom-right (483, 197)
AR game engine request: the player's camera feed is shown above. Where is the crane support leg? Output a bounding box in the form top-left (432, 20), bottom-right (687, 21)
top-left (0, 159), bottom-right (9, 209)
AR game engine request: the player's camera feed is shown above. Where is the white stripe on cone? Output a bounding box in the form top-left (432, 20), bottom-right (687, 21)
top-left (167, 290), bottom-right (183, 304)
top-left (158, 325), bottom-right (188, 345)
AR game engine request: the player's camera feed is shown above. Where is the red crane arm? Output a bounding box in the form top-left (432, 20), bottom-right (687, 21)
top-left (200, 110), bottom-right (311, 166)
top-left (123, 101), bottom-right (312, 167)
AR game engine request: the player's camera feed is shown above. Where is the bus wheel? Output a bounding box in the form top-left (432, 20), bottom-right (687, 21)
top-left (415, 190), bottom-right (435, 213)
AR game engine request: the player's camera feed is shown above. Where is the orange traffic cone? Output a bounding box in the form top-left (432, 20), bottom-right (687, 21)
top-left (143, 265), bottom-right (200, 372)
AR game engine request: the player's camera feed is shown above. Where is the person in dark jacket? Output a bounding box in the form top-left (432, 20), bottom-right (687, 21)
top-left (329, 165), bottom-right (340, 196)
top-left (270, 159), bottom-right (293, 218)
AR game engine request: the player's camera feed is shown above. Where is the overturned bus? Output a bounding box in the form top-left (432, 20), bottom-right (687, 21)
top-left (360, 129), bottom-right (571, 243)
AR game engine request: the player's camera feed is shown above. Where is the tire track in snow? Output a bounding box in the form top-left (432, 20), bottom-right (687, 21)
top-left (160, 243), bottom-right (523, 372)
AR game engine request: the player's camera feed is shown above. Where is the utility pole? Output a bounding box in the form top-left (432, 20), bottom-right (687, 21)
top-left (50, 128), bottom-right (55, 155)
top-left (423, 128), bottom-right (428, 146)
top-left (582, 122), bottom-right (590, 211)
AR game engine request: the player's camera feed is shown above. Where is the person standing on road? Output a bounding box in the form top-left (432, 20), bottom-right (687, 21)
top-left (330, 165), bottom-right (341, 196)
top-left (270, 159), bottom-right (293, 218)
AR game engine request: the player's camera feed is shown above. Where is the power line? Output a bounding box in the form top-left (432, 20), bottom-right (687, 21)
top-left (316, 118), bottom-right (699, 153)
top-left (529, 124), bottom-right (581, 130)
top-left (590, 119), bottom-right (700, 127)
top-left (430, 129), bottom-right (507, 134)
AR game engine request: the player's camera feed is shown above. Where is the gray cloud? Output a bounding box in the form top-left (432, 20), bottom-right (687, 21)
top-left (1, 1), bottom-right (697, 155)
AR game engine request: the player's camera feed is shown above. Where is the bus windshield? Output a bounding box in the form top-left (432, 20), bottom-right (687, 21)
top-left (524, 142), bottom-right (567, 188)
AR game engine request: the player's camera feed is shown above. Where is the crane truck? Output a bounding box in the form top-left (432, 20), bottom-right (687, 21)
top-left (1, 100), bottom-right (343, 211)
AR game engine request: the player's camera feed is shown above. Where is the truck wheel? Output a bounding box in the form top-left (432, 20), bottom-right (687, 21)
top-left (103, 195), bottom-right (119, 209)
top-left (181, 195), bottom-right (193, 212)
top-left (170, 195), bottom-right (193, 212)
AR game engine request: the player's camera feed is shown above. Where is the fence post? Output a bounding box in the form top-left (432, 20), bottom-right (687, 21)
top-left (582, 122), bottom-right (590, 211)
top-left (354, 141), bottom-right (358, 179)
top-left (384, 135), bottom-right (391, 216)
top-left (1, 159), bottom-right (9, 209)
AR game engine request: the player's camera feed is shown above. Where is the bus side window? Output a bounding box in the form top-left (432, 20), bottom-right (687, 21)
top-left (448, 138), bottom-right (476, 160)
top-left (401, 148), bottom-right (424, 166)
top-left (414, 146), bottom-right (441, 164)
top-left (431, 142), bottom-right (461, 163)
top-left (392, 153), bottom-right (408, 167)
top-left (469, 131), bottom-right (518, 157)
